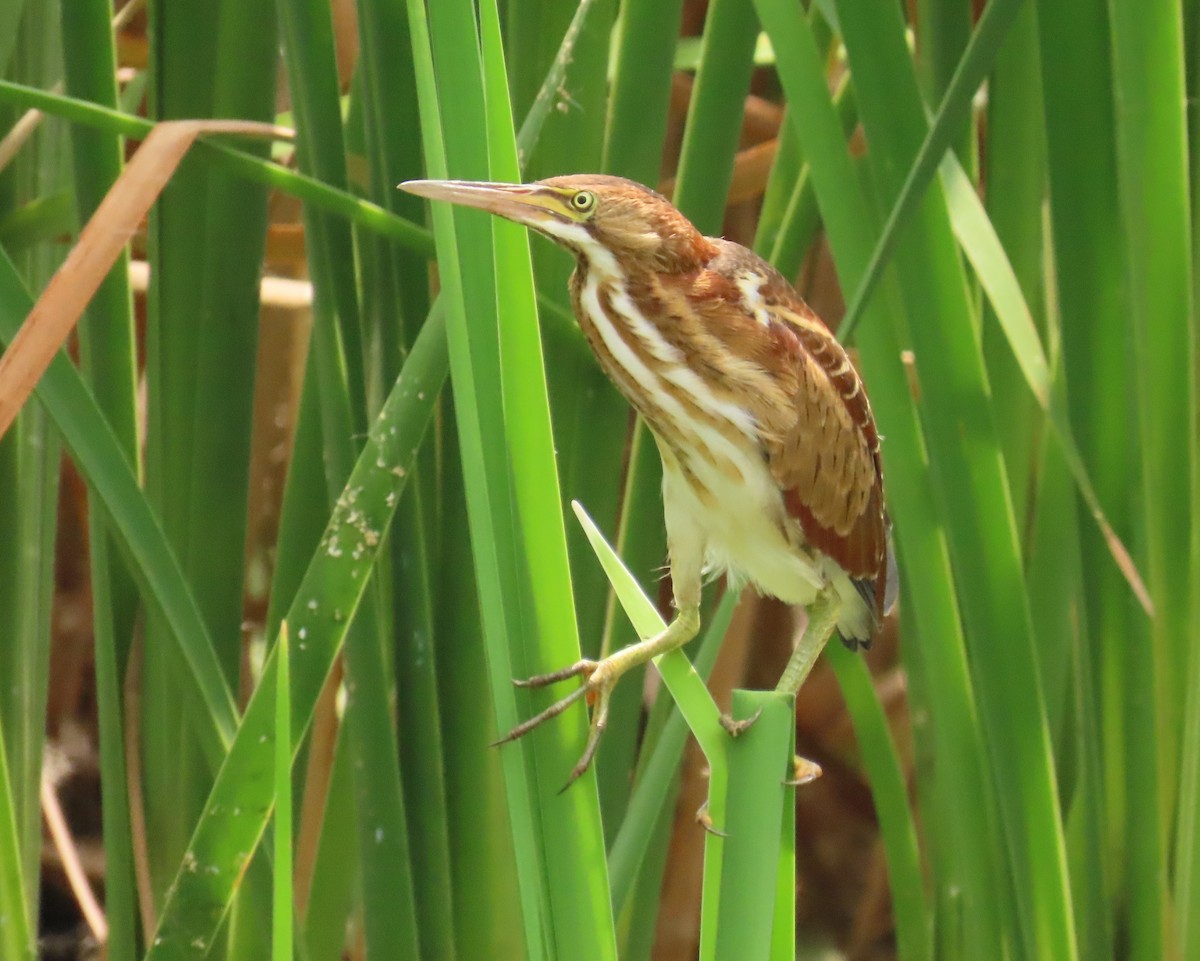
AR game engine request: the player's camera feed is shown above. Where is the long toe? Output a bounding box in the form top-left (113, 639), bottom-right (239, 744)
top-left (492, 683), bottom-right (590, 747)
top-left (559, 725), bottom-right (604, 793)
top-left (513, 659), bottom-right (598, 689)
top-left (495, 608), bottom-right (697, 789)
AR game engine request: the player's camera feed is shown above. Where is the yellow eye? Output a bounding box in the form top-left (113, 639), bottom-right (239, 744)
top-left (570, 190), bottom-right (596, 214)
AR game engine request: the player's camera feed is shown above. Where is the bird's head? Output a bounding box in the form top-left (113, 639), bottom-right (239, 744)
top-left (400, 174), bottom-right (713, 275)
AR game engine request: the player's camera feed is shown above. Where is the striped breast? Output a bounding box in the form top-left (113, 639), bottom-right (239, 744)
top-left (566, 247), bottom-right (766, 495)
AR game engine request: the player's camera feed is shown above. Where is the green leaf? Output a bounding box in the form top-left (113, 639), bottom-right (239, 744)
top-left (272, 625), bottom-right (293, 961)
top-left (0, 81), bottom-right (434, 256)
top-left (571, 502), bottom-right (725, 760)
top-left (0, 730), bottom-right (33, 961)
top-left (141, 289), bottom-right (447, 961)
top-left (0, 250), bottom-right (237, 758)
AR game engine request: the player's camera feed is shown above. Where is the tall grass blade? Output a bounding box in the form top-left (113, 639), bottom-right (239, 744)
top-left (831, 1), bottom-right (1076, 955)
top-left (825, 645), bottom-right (932, 961)
top-left (711, 690), bottom-right (792, 961)
top-left (1034, 2), bottom-right (1134, 951)
top-left (839, 0), bottom-right (1024, 342)
top-left (941, 152), bottom-right (1149, 611)
top-left (0, 249), bottom-right (236, 755)
top-left (671, 0), bottom-right (759, 233)
top-left (59, 0), bottom-right (141, 953)
top-left (0, 17), bottom-right (71, 924)
top-left (604, 0), bottom-right (682, 180)
top-left (1107, 2), bottom-right (1194, 957)
top-left (272, 625), bottom-right (293, 961)
top-left (406, 2), bottom-right (616, 956)
top-left (142, 293), bottom-right (447, 961)
top-left (0, 729), bottom-right (32, 960)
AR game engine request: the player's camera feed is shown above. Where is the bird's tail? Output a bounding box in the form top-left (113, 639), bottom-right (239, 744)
top-left (840, 520), bottom-right (897, 651)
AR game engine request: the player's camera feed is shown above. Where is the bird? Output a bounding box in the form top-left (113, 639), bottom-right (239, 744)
top-left (400, 174), bottom-right (895, 788)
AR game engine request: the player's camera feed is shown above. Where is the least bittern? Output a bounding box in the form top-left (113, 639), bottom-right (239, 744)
top-left (401, 175), bottom-right (895, 788)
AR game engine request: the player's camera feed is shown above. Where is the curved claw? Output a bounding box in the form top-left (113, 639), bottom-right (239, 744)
top-left (783, 755), bottom-right (823, 787)
top-left (695, 800), bottom-right (728, 837)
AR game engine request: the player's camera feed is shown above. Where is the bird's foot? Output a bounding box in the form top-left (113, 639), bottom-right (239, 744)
top-left (784, 754), bottom-right (823, 787)
top-left (718, 707), bottom-right (764, 738)
top-left (492, 658), bottom-right (621, 792)
top-left (493, 606), bottom-right (702, 791)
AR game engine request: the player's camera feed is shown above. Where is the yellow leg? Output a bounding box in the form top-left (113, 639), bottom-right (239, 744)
top-left (718, 587), bottom-right (841, 739)
top-left (775, 586), bottom-right (841, 697)
top-left (495, 605), bottom-right (701, 790)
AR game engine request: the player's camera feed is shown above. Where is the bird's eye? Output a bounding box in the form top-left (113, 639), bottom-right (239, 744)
top-left (570, 190), bottom-right (596, 214)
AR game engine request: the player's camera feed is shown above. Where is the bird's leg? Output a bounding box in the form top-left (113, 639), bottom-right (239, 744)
top-left (495, 605), bottom-right (701, 790)
top-left (775, 588), bottom-right (841, 787)
top-left (776, 586), bottom-right (841, 697)
top-left (718, 586), bottom-right (842, 738)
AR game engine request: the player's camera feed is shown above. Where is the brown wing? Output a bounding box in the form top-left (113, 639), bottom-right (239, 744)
top-left (766, 301), bottom-right (887, 591)
top-left (690, 241), bottom-right (889, 612)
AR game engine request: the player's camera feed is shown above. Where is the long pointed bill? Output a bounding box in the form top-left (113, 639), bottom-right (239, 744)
top-left (398, 179), bottom-right (565, 228)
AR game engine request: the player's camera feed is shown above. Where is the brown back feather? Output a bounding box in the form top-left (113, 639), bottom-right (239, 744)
top-left (690, 243), bottom-right (890, 615)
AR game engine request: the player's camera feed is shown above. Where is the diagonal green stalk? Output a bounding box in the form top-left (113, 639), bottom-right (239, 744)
top-left (839, 0), bottom-right (1024, 342)
top-left (0, 81), bottom-right (434, 255)
top-left (607, 590), bottom-right (737, 920)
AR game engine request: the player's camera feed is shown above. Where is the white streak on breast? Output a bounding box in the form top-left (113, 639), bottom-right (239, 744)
top-left (609, 285), bottom-right (682, 365)
top-left (662, 365), bottom-right (757, 436)
top-left (580, 271), bottom-right (681, 419)
top-left (545, 217), bottom-right (759, 472)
